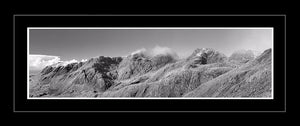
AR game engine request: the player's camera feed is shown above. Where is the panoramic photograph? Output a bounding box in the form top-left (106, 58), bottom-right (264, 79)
top-left (28, 28), bottom-right (273, 99)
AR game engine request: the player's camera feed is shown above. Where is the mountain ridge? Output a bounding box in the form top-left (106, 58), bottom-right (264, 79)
top-left (29, 48), bottom-right (272, 98)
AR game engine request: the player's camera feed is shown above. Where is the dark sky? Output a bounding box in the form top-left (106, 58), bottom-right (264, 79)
top-left (29, 28), bottom-right (272, 61)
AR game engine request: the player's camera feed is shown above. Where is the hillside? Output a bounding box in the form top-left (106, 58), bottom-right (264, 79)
top-left (184, 49), bottom-right (272, 97)
top-left (29, 48), bottom-right (272, 98)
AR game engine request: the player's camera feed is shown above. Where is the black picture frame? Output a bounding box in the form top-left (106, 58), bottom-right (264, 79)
top-left (13, 14), bottom-right (286, 113)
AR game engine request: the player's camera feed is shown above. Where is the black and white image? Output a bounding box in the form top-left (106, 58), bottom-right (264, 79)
top-left (28, 28), bottom-right (273, 99)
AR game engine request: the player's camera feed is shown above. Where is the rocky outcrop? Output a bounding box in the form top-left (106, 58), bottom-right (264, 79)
top-left (187, 48), bottom-right (227, 64)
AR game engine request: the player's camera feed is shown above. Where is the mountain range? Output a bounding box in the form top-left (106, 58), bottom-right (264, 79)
top-left (29, 48), bottom-right (272, 98)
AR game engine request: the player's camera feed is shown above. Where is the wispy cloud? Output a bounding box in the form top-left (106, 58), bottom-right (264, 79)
top-left (150, 45), bottom-right (178, 58)
top-left (130, 45), bottom-right (179, 59)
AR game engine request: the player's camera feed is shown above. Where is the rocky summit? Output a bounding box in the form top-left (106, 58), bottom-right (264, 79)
top-left (29, 48), bottom-right (272, 98)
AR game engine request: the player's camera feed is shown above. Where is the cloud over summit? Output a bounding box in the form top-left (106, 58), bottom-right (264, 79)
top-left (130, 46), bottom-right (179, 59)
top-left (151, 46), bottom-right (178, 58)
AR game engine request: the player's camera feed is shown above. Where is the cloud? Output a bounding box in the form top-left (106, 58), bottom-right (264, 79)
top-left (150, 45), bottom-right (178, 58)
top-left (29, 55), bottom-right (80, 71)
top-left (130, 45), bottom-right (179, 59)
top-left (59, 59), bottom-right (78, 66)
top-left (29, 55), bottom-right (61, 71)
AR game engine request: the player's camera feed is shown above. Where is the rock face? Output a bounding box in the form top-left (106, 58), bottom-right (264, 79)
top-left (29, 48), bottom-right (272, 98)
top-left (187, 48), bottom-right (227, 64)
